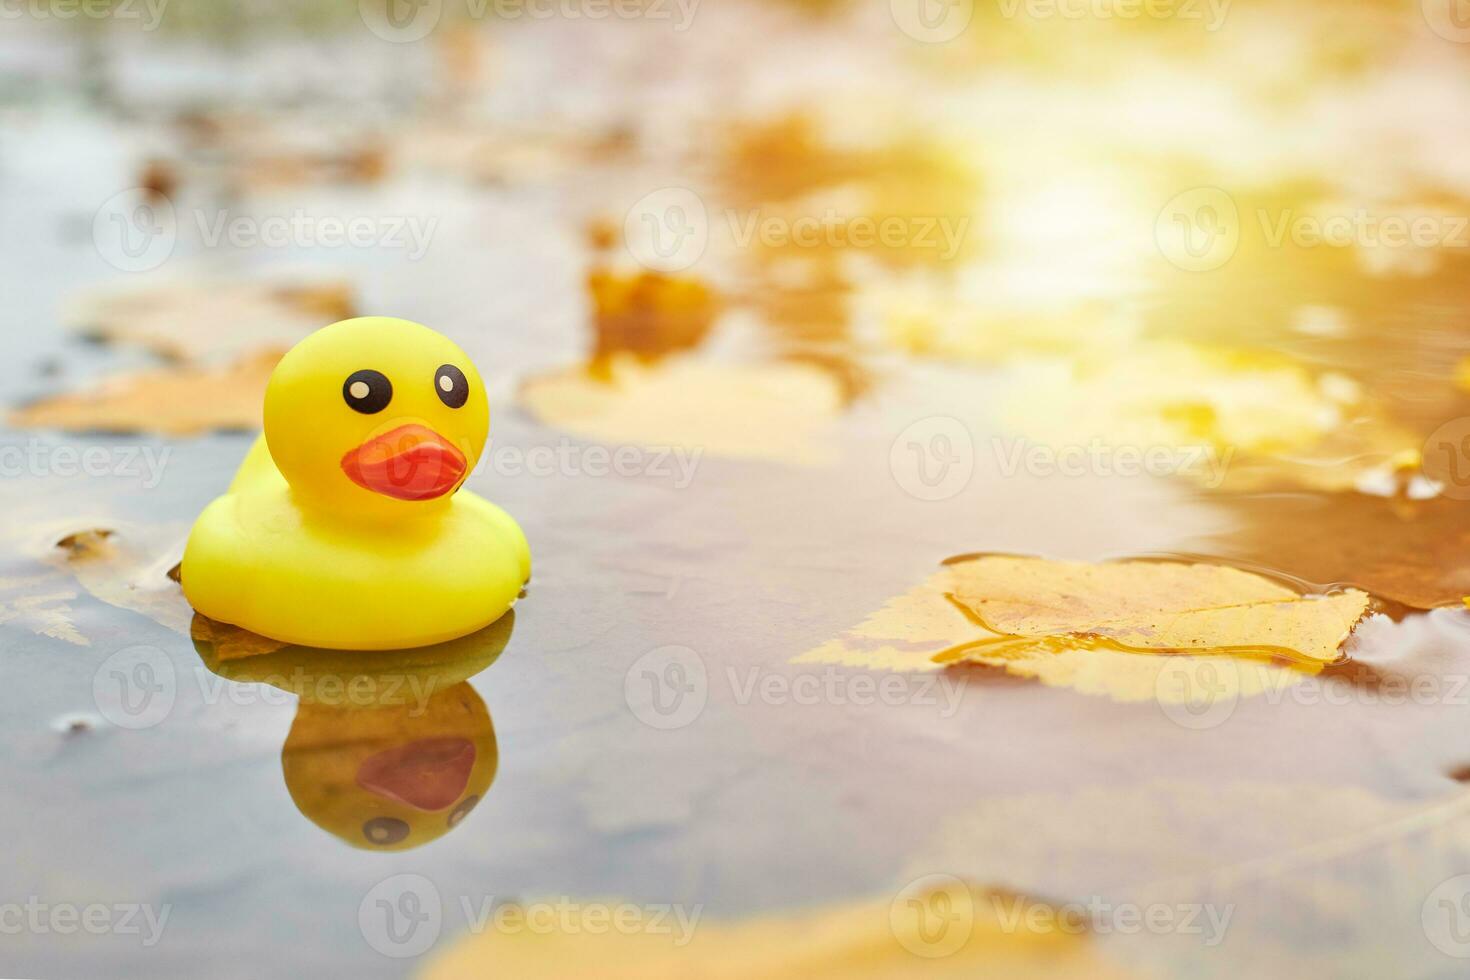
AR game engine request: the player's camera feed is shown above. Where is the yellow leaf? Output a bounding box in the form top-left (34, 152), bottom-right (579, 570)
top-left (11, 352), bottom-right (280, 436)
top-left (64, 279), bottom-right (353, 362)
top-left (0, 573), bottom-right (88, 647)
top-left (48, 523), bottom-right (192, 635)
top-left (519, 354), bottom-right (844, 465)
top-left (944, 555), bottom-right (1368, 663)
top-left (796, 556), bottom-right (1369, 703)
top-left (421, 883), bottom-right (1137, 980)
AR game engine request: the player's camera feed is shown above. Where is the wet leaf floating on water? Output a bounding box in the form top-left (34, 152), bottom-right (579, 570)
top-left (797, 557), bottom-right (1369, 703)
top-left (10, 351), bottom-right (281, 436)
top-left (586, 270), bottom-right (719, 365)
top-left (421, 882), bottom-right (1137, 980)
top-left (519, 354), bottom-right (845, 465)
top-left (49, 523), bottom-right (192, 636)
top-left (944, 555), bottom-right (1370, 663)
top-left (0, 574), bottom-right (87, 647)
top-left (64, 279), bottom-right (353, 362)
top-left (996, 341), bottom-right (1422, 495)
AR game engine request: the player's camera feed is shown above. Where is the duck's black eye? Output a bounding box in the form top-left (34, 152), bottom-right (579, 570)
top-left (362, 816), bottom-right (410, 845)
top-left (447, 794), bottom-right (480, 828)
top-left (435, 364), bottom-right (469, 409)
top-left (343, 370), bottom-right (392, 414)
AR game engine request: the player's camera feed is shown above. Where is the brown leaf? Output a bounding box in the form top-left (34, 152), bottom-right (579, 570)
top-left (64, 279), bottom-right (352, 362)
top-left (11, 351), bottom-right (281, 435)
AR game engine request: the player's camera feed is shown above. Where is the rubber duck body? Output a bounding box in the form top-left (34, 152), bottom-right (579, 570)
top-left (182, 317), bottom-right (529, 649)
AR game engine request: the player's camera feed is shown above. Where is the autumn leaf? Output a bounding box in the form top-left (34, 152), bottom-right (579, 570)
top-left (519, 354), bottom-right (845, 465)
top-left (942, 555), bottom-right (1369, 663)
top-left (421, 882), bottom-right (1137, 980)
top-left (48, 524), bottom-right (192, 635)
top-left (0, 573), bottom-right (87, 646)
top-left (797, 556), bottom-right (1369, 702)
top-left (10, 351), bottom-right (281, 436)
top-left (64, 279), bottom-right (352, 363)
top-left (586, 269), bottom-right (719, 364)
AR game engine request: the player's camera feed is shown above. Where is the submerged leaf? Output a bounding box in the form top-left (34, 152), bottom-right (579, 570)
top-left (0, 573), bottom-right (87, 647)
top-left (422, 883), bottom-right (1136, 980)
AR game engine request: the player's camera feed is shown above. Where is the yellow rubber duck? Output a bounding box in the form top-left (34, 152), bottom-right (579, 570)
top-left (182, 317), bottom-right (530, 649)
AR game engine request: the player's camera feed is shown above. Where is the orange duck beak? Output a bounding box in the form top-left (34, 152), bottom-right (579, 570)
top-left (341, 424), bottom-right (468, 501)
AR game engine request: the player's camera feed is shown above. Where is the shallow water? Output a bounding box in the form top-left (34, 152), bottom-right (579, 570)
top-left (3, 6), bottom-right (1470, 978)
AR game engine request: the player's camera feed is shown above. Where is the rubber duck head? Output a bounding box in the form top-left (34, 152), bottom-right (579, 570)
top-left (264, 317), bottom-right (488, 514)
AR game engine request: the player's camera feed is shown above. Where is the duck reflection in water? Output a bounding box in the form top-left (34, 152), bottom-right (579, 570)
top-left (191, 611), bottom-right (513, 851)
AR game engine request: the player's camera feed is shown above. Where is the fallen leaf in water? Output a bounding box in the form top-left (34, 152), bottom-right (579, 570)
top-left (797, 556), bottom-right (1368, 702)
top-left (1210, 491), bottom-right (1470, 609)
top-left (0, 573), bottom-right (87, 646)
top-left (1002, 343), bottom-right (1341, 459)
top-left (189, 614), bottom-right (288, 662)
top-left (587, 270), bottom-right (719, 364)
top-left (422, 882), bottom-right (1136, 980)
top-left (520, 354), bottom-right (844, 465)
top-left (178, 111), bottom-right (386, 192)
top-left (943, 555), bottom-right (1369, 663)
top-left (997, 341), bottom-right (1420, 494)
top-left (64, 279), bottom-right (352, 362)
top-left (48, 523), bottom-right (191, 635)
top-left (870, 274), bottom-right (1144, 364)
top-left (11, 351), bottom-right (280, 435)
